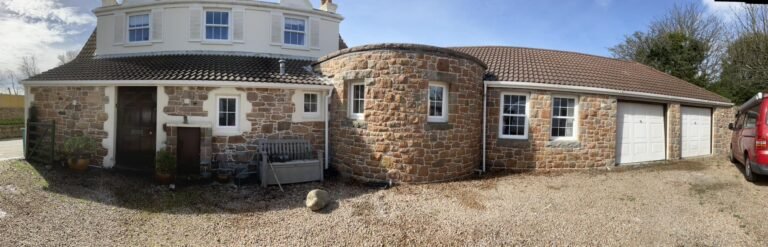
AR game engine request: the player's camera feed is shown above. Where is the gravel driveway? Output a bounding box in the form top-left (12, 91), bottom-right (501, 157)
top-left (1, 158), bottom-right (767, 246)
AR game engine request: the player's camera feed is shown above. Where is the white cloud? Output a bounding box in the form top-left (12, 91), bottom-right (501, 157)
top-left (701, 0), bottom-right (744, 22)
top-left (0, 0), bottom-right (94, 85)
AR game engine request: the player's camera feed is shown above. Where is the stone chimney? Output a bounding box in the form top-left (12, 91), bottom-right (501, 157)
top-left (320, 0), bottom-right (337, 13)
top-left (101, 0), bottom-right (118, 6)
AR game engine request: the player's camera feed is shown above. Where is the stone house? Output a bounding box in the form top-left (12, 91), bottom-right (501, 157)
top-left (22, 0), bottom-right (734, 184)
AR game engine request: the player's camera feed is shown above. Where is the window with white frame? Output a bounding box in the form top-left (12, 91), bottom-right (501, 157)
top-left (128, 14), bottom-right (150, 42)
top-left (284, 17), bottom-right (306, 46)
top-left (217, 96), bottom-right (238, 128)
top-left (304, 93), bottom-right (319, 114)
top-left (349, 83), bottom-right (365, 119)
top-left (499, 93), bottom-right (528, 139)
top-left (428, 83), bottom-right (448, 122)
top-left (205, 11), bottom-right (230, 40)
top-left (551, 96), bottom-right (578, 140)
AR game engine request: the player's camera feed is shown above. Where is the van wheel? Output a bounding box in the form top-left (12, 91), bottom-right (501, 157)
top-left (745, 155), bottom-right (756, 182)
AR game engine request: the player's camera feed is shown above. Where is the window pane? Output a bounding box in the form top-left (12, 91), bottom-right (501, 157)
top-left (206, 12), bottom-right (214, 24)
top-left (227, 113), bottom-right (236, 126)
top-left (226, 99), bottom-right (236, 112)
top-left (219, 114), bottom-right (226, 126)
top-left (219, 98), bottom-right (227, 111)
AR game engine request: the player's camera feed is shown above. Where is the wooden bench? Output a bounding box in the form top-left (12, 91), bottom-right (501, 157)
top-left (258, 139), bottom-right (324, 188)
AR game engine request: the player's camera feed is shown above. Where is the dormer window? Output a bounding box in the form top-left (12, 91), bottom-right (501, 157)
top-left (284, 17), bottom-right (306, 46)
top-left (205, 11), bottom-right (230, 41)
top-left (128, 14), bottom-right (150, 42)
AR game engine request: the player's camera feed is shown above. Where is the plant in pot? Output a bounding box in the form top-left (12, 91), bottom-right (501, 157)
top-left (62, 136), bottom-right (96, 172)
top-left (155, 150), bottom-right (177, 184)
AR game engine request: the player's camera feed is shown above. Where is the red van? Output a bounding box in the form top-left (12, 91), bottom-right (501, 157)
top-left (730, 92), bottom-right (768, 182)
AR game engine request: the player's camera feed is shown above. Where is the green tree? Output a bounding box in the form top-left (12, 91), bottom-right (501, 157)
top-left (711, 5), bottom-right (768, 104)
top-left (611, 3), bottom-right (724, 88)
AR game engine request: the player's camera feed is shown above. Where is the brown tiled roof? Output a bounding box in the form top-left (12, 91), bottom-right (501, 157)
top-left (27, 30), bottom-right (324, 85)
top-left (451, 46), bottom-right (730, 103)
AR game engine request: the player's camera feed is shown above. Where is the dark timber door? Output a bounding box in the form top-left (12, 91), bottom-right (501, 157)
top-left (177, 127), bottom-right (201, 174)
top-left (116, 87), bottom-right (157, 172)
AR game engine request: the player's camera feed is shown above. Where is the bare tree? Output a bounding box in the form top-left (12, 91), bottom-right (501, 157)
top-left (611, 3), bottom-right (726, 84)
top-left (3, 70), bottom-right (20, 95)
top-left (18, 56), bottom-right (40, 79)
top-left (57, 50), bottom-right (79, 66)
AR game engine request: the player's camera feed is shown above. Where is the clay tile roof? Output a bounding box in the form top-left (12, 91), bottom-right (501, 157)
top-left (26, 30), bottom-right (324, 85)
top-left (451, 46), bottom-right (730, 103)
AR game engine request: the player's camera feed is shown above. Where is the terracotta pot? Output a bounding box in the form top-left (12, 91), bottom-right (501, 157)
top-left (68, 158), bottom-right (89, 172)
top-left (154, 173), bottom-right (175, 185)
top-left (216, 173), bottom-right (232, 183)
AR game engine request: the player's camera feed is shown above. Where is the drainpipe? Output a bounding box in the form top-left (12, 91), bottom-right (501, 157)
top-left (324, 87), bottom-right (333, 169)
top-left (482, 82), bottom-right (488, 173)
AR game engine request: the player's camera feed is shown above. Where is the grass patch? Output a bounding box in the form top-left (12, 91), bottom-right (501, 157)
top-left (610, 160), bottom-right (709, 174)
top-left (0, 118), bottom-right (23, 126)
top-left (689, 181), bottom-right (736, 196)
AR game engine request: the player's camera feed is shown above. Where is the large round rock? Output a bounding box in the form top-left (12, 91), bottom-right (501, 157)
top-left (306, 189), bottom-right (330, 211)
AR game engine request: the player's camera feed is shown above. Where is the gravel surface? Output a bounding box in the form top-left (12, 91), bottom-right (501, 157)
top-left (1, 158), bottom-right (767, 246)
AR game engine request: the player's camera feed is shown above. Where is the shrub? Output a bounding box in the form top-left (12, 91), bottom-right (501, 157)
top-left (155, 150), bottom-right (177, 175)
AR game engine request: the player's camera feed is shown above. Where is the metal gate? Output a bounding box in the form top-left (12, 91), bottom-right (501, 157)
top-left (25, 121), bottom-right (55, 166)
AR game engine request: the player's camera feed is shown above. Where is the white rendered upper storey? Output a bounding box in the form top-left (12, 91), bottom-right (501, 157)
top-left (95, 0), bottom-right (343, 59)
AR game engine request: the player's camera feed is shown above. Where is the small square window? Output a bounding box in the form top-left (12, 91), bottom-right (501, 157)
top-left (349, 83), bottom-right (365, 119)
top-left (551, 96), bottom-right (578, 140)
top-left (218, 97), bottom-right (237, 127)
top-left (284, 17), bottom-right (306, 46)
top-left (128, 14), bottom-right (150, 42)
top-left (428, 83), bottom-right (448, 122)
top-left (304, 93), bottom-right (318, 113)
top-left (205, 11), bottom-right (230, 41)
top-left (500, 93), bottom-right (528, 139)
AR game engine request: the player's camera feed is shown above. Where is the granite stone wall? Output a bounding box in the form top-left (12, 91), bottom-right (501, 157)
top-left (162, 86), bottom-right (325, 163)
top-left (28, 86), bottom-right (109, 165)
top-left (713, 106), bottom-right (736, 157)
top-left (667, 103), bottom-right (681, 160)
top-left (485, 89), bottom-right (617, 170)
top-left (314, 44), bottom-right (487, 183)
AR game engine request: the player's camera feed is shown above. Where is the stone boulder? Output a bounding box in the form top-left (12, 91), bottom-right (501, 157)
top-left (305, 189), bottom-right (330, 211)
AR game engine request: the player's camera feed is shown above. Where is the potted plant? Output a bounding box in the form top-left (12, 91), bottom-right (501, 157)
top-left (62, 136), bottom-right (96, 172)
top-left (155, 150), bottom-right (177, 184)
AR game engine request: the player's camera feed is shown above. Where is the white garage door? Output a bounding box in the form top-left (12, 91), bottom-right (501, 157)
top-left (681, 106), bottom-right (712, 158)
top-left (617, 102), bottom-right (666, 164)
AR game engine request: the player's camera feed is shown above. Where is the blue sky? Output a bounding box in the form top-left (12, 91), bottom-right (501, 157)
top-left (0, 0), bottom-right (742, 83)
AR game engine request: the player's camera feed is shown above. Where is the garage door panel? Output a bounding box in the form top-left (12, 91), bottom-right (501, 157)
top-left (617, 102), bottom-right (666, 164)
top-left (681, 107), bottom-right (712, 158)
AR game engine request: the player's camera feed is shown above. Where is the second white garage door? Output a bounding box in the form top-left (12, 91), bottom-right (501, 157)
top-left (681, 106), bottom-right (712, 158)
top-left (617, 102), bottom-right (666, 164)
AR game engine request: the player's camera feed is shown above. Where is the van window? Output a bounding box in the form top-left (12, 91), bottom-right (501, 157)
top-left (745, 105), bottom-right (760, 129)
top-left (736, 113), bottom-right (746, 129)
top-left (746, 113), bottom-right (758, 128)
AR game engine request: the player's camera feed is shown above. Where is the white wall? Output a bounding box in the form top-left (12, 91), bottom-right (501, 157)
top-left (95, 0), bottom-right (342, 59)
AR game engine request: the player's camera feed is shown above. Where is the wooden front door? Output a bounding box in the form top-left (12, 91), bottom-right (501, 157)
top-left (177, 127), bottom-right (201, 174)
top-left (116, 87), bottom-right (157, 172)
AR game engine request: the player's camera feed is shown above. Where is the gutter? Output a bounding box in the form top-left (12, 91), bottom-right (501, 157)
top-left (482, 82), bottom-right (488, 173)
top-left (485, 81), bottom-right (733, 107)
top-left (21, 80), bottom-right (334, 90)
top-left (324, 87), bottom-right (333, 169)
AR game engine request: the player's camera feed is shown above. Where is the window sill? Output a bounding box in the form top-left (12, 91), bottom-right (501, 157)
top-left (546, 140), bottom-right (581, 149)
top-left (124, 42), bottom-right (153, 47)
top-left (282, 45), bottom-right (310, 51)
top-left (202, 40), bottom-right (233, 45)
top-left (342, 119), bottom-right (367, 129)
top-left (426, 122), bottom-right (452, 131)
